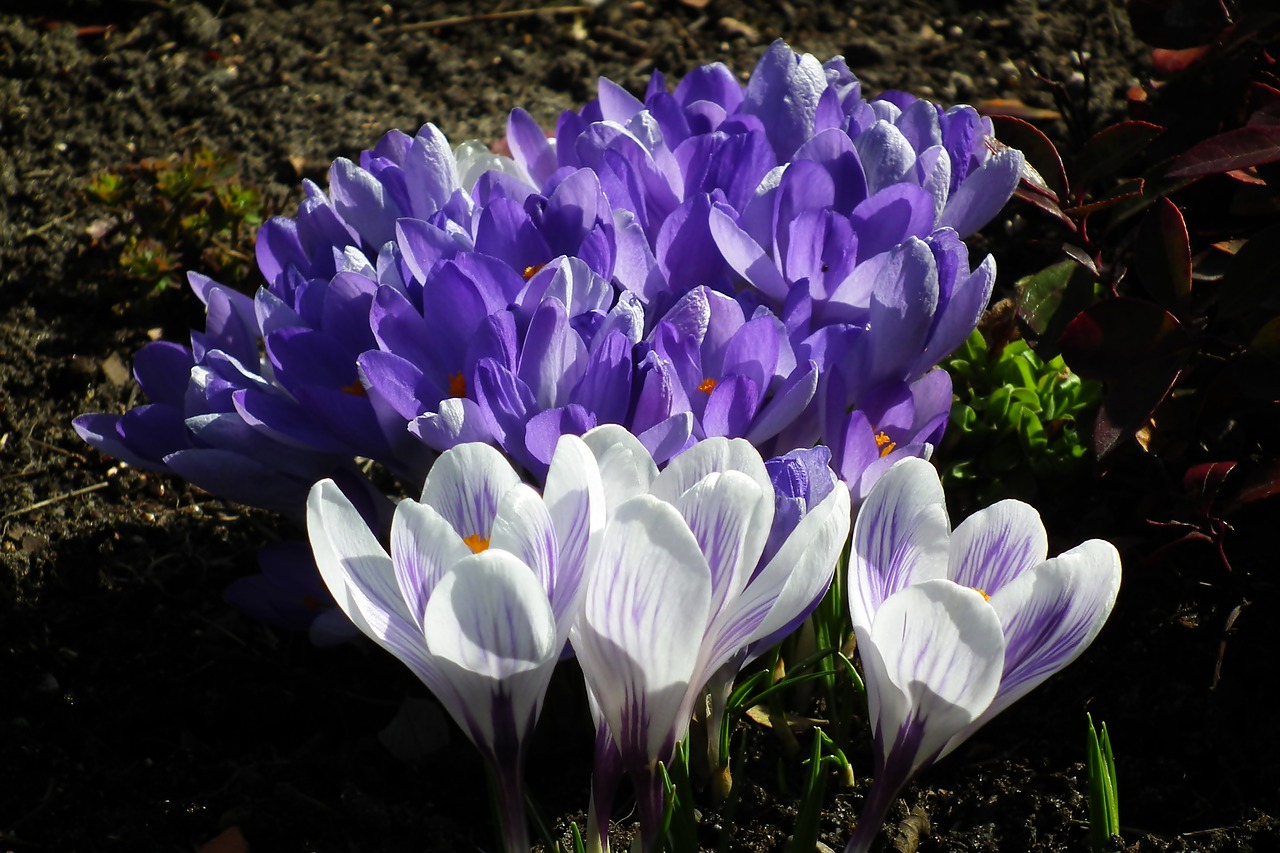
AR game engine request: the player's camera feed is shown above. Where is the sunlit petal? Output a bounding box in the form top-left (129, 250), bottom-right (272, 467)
top-left (390, 497), bottom-right (469, 629)
top-left (849, 457), bottom-right (949, 639)
top-left (573, 494), bottom-right (712, 769)
top-left (420, 442), bottom-right (522, 538)
top-left (948, 499), bottom-right (1048, 596)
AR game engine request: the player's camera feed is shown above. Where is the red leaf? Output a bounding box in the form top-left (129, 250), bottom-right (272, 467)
top-left (1166, 125), bottom-right (1280, 178)
top-left (1072, 121), bottom-right (1165, 188)
top-left (1059, 297), bottom-right (1184, 380)
top-left (1182, 461), bottom-right (1237, 508)
top-left (1134, 198), bottom-right (1192, 310)
top-left (988, 114), bottom-right (1069, 202)
top-left (1152, 46), bottom-right (1211, 76)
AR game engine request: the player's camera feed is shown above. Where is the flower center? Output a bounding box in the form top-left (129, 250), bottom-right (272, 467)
top-left (522, 263), bottom-right (545, 280)
top-left (971, 587), bottom-right (991, 601)
top-left (874, 431), bottom-right (897, 458)
top-left (448, 371), bottom-right (467, 398)
top-left (697, 377), bottom-right (718, 394)
top-left (463, 533), bottom-right (490, 554)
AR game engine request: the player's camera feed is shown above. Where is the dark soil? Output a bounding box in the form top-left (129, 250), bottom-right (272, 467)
top-left (2, 1), bottom-right (1277, 851)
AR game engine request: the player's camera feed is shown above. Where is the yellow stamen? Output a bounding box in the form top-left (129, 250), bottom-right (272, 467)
top-left (448, 371), bottom-right (467, 398)
top-left (522, 263), bottom-right (545, 280)
top-left (463, 534), bottom-right (490, 554)
top-left (340, 379), bottom-right (367, 397)
top-left (697, 377), bottom-right (718, 394)
top-left (874, 431), bottom-right (897, 458)
top-left (972, 587), bottom-right (991, 601)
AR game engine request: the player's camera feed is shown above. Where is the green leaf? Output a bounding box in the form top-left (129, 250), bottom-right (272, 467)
top-left (1016, 259), bottom-right (1099, 349)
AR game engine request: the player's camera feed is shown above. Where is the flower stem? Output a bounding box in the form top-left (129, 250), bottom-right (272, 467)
top-left (487, 759), bottom-right (531, 853)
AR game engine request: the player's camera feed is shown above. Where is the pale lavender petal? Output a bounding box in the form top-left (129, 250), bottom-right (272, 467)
top-left (853, 120), bottom-right (916, 194)
top-left (708, 205), bottom-right (789, 301)
top-left (402, 123), bottom-right (460, 219)
top-left (849, 184), bottom-right (936, 261)
top-left (919, 254), bottom-right (995, 372)
top-left (635, 412), bottom-right (695, 466)
top-left (408, 397), bottom-right (493, 451)
top-left (507, 108), bottom-right (557, 188)
top-left (329, 157), bottom-right (398, 249)
top-left (741, 40), bottom-right (827, 159)
top-left (938, 146), bottom-right (1024, 238)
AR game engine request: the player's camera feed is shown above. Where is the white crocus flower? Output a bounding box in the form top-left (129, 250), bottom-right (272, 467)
top-left (571, 426), bottom-right (851, 852)
top-left (843, 457), bottom-right (1121, 853)
top-left (307, 437), bottom-right (603, 853)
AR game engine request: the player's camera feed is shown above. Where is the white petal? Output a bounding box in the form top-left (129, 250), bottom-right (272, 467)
top-left (674, 470), bottom-right (767, 629)
top-left (717, 484), bottom-right (851, 668)
top-left (390, 498), bottom-right (470, 630)
top-left (949, 499), bottom-right (1048, 596)
top-left (955, 540), bottom-right (1121, 744)
top-left (581, 424), bottom-right (658, 514)
top-left (848, 457), bottom-right (950, 639)
top-left (419, 442), bottom-right (521, 539)
top-left (543, 434), bottom-right (606, 633)
top-left (867, 579), bottom-right (1004, 774)
top-left (423, 550), bottom-right (559, 750)
top-left (307, 480), bottom-right (441, 692)
top-left (652, 436), bottom-right (774, 544)
top-left (489, 483), bottom-right (558, 600)
top-left (573, 494), bottom-right (712, 767)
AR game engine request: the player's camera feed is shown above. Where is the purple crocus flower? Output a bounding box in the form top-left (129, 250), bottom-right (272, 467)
top-left (221, 541), bottom-right (362, 646)
top-left (571, 427), bottom-right (850, 851)
top-left (307, 436), bottom-right (604, 853)
top-left (843, 458), bottom-right (1121, 853)
top-left (72, 276), bottom-right (381, 517)
top-left (649, 286), bottom-right (817, 445)
top-left (822, 369), bottom-right (954, 505)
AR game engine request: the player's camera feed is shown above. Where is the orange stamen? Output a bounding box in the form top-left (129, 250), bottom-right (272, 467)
top-left (340, 379), bottom-right (367, 397)
top-left (972, 588), bottom-right (991, 601)
top-left (448, 371), bottom-right (467, 398)
top-left (697, 377), bottom-right (718, 394)
top-left (463, 534), bottom-right (490, 554)
top-left (522, 263), bottom-right (545, 280)
top-left (874, 431), bottom-right (897, 458)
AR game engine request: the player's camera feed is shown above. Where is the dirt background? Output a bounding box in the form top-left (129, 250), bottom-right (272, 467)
top-left (2, 1), bottom-right (1277, 851)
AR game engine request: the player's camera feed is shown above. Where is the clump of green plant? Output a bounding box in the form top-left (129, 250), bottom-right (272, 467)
top-left (87, 147), bottom-right (266, 294)
top-left (941, 328), bottom-right (1102, 507)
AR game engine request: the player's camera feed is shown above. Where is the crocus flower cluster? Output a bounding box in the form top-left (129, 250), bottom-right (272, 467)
top-left (75, 38), bottom-right (1023, 520)
top-left (66, 38), bottom-right (1113, 853)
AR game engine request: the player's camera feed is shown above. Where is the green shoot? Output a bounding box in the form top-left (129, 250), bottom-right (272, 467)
top-left (1086, 713), bottom-right (1120, 851)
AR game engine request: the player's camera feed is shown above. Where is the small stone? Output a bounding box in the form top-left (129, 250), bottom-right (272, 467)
top-left (101, 351), bottom-right (130, 387)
